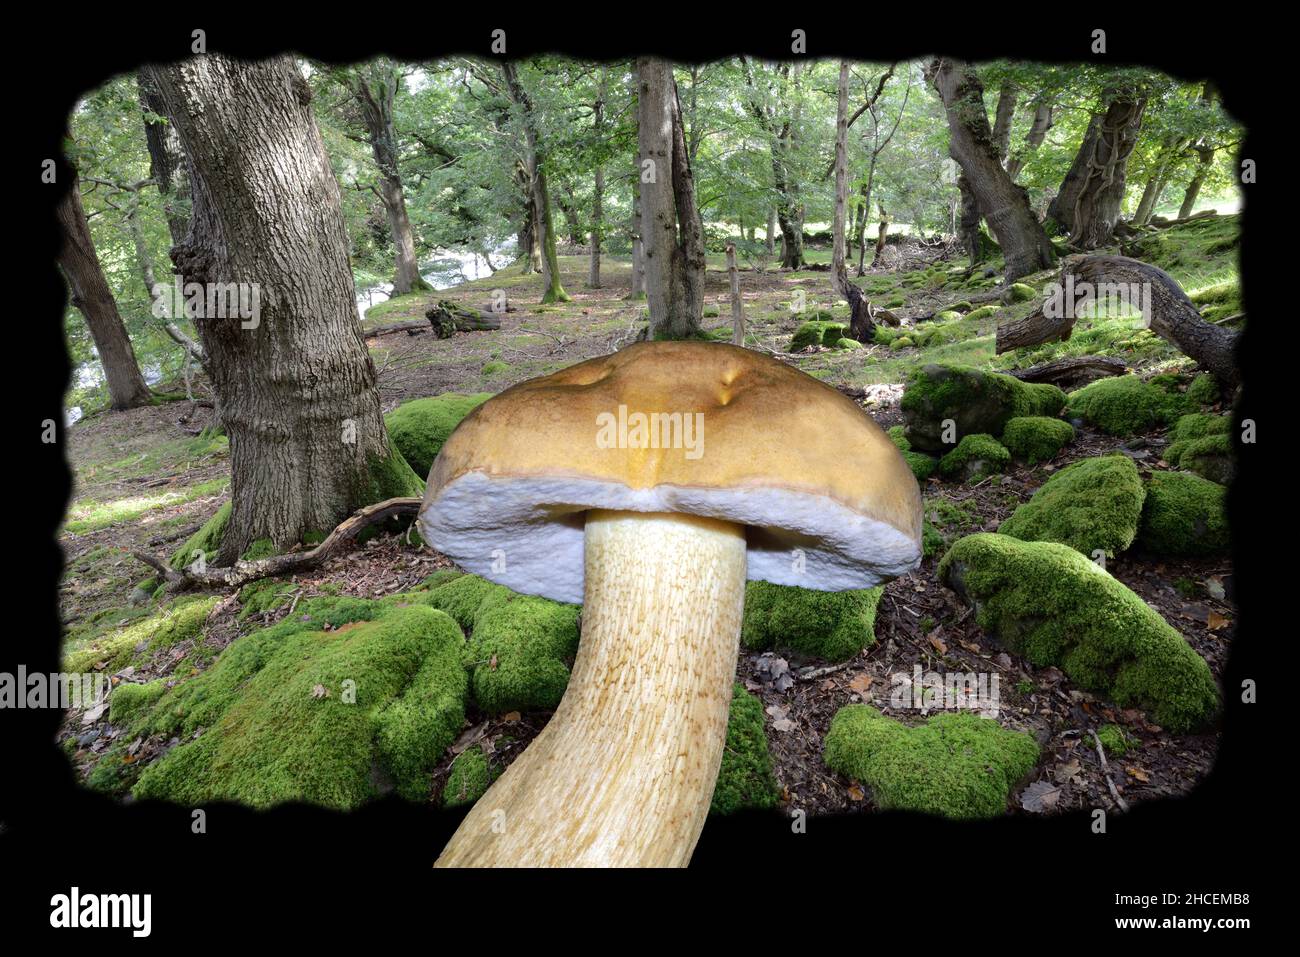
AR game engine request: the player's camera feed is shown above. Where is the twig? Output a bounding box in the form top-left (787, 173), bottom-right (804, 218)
top-left (1090, 728), bottom-right (1130, 812)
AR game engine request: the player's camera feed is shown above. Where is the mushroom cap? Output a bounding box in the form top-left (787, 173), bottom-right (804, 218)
top-left (419, 341), bottom-right (923, 604)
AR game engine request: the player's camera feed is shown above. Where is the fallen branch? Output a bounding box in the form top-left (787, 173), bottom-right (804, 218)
top-left (132, 496), bottom-right (423, 592)
top-left (427, 300), bottom-right (502, 338)
top-left (1006, 356), bottom-right (1127, 390)
top-left (1090, 728), bottom-right (1130, 813)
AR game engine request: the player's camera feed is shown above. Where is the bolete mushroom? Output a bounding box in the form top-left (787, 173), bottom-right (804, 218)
top-left (421, 340), bottom-right (922, 866)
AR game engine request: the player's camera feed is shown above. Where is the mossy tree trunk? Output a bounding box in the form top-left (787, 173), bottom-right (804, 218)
top-left (637, 57), bottom-right (706, 339)
top-left (743, 60), bottom-right (804, 270)
top-left (1005, 98), bottom-right (1053, 181)
top-left (144, 54), bottom-right (421, 564)
top-left (927, 58), bottom-right (1056, 281)
top-left (502, 63), bottom-right (569, 304)
top-left (56, 168), bottom-right (154, 411)
top-left (137, 73), bottom-right (189, 246)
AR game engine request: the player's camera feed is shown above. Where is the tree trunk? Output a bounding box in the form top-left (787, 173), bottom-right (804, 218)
top-left (143, 54), bottom-right (421, 564)
top-left (137, 73), bottom-right (189, 246)
top-left (1178, 145), bottom-right (1215, 219)
top-left (871, 205), bottom-right (891, 268)
top-left (726, 243), bottom-right (745, 346)
top-left (855, 165), bottom-right (876, 275)
top-left (629, 186), bottom-right (646, 298)
top-left (637, 57), bottom-right (706, 339)
top-left (515, 162), bottom-right (539, 274)
top-left (350, 65), bottom-right (427, 296)
top-left (1047, 94), bottom-right (1147, 248)
top-left (503, 63), bottom-right (569, 304)
top-left (831, 62), bottom-right (851, 299)
top-left (992, 80), bottom-right (1018, 166)
top-left (765, 205), bottom-right (777, 256)
top-left (56, 171), bottom-right (153, 410)
top-left (957, 174), bottom-right (983, 268)
top-left (1005, 99), bottom-right (1053, 181)
top-left (589, 69), bottom-right (608, 289)
top-left (927, 58), bottom-right (1055, 281)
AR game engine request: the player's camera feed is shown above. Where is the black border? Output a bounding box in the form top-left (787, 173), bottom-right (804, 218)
top-left (7, 16), bottom-right (1275, 937)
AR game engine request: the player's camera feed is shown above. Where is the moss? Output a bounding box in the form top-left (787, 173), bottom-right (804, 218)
top-left (790, 320), bottom-right (847, 351)
top-left (998, 455), bottom-right (1145, 557)
top-left (938, 433), bottom-right (1010, 482)
top-left (168, 501), bottom-right (230, 572)
top-left (464, 596), bottom-right (581, 713)
top-left (384, 393), bottom-right (492, 476)
top-left (933, 310), bottom-right (962, 323)
top-left (1066, 375), bottom-right (1189, 436)
top-left (835, 337), bottom-right (863, 350)
top-left (965, 305), bottom-right (998, 322)
top-left (481, 360), bottom-right (512, 377)
top-left (710, 684), bottom-right (780, 815)
top-left (131, 602), bottom-right (468, 809)
top-left (1136, 471), bottom-right (1229, 557)
top-left (442, 745), bottom-right (497, 807)
top-left (409, 572), bottom-right (511, 631)
top-left (236, 579), bottom-right (297, 620)
top-left (901, 363), bottom-right (1065, 453)
top-left (921, 496), bottom-right (980, 560)
top-left (1096, 723), bottom-right (1135, 757)
top-left (63, 596), bottom-right (219, 674)
top-left (741, 581), bottom-right (883, 662)
top-left (109, 679), bottom-right (167, 724)
top-left (889, 425), bottom-right (937, 481)
top-left (1166, 431), bottom-right (1233, 484)
top-left (890, 336), bottom-right (914, 350)
top-left (1171, 412), bottom-right (1230, 443)
top-left (364, 443), bottom-right (427, 502)
top-left (1000, 416), bottom-right (1074, 465)
top-left (823, 705), bottom-right (1039, 819)
top-left (938, 533), bottom-right (1219, 732)
top-left (1007, 283), bottom-right (1038, 302)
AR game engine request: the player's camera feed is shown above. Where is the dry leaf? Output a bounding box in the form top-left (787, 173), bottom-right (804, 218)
top-left (1207, 611), bottom-right (1230, 631)
top-left (847, 783), bottom-right (865, 802)
top-left (848, 674), bottom-right (874, 694)
top-left (311, 684), bottom-right (329, 699)
top-left (502, 711), bottom-right (521, 724)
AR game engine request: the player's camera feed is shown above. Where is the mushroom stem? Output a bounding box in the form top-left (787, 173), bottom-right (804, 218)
top-left (435, 509), bottom-right (748, 867)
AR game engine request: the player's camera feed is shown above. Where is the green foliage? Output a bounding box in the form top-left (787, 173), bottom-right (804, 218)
top-left (824, 705), bottom-right (1039, 819)
top-left (1000, 416), bottom-right (1075, 465)
top-left (938, 534), bottom-right (1219, 732)
top-left (384, 393), bottom-right (492, 476)
top-left (741, 581), bottom-right (883, 662)
top-left (998, 455), bottom-right (1146, 557)
top-left (1136, 471), bottom-right (1229, 556)
top-left (710, 685), bottom-right (780, 815)
top-left (131, 602), bottom-right (468, 808)
top-left (442, 746), bottom-right (496, 807)
top-left (938, 433), bottom-right (1010, 482)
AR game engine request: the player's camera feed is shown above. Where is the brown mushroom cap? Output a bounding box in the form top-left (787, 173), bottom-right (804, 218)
top-left (419, 340), bottom-right (922, 604)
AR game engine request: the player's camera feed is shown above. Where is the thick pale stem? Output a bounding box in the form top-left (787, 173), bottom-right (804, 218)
top-left (435, 509), bottom-right (748, 867)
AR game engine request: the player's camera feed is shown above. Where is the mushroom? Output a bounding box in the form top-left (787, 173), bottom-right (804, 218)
top-left (421, 341), bottom-right (922, 866)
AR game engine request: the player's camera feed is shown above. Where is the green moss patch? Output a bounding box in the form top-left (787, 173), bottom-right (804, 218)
top-left (939, 533), bottom-right (1218, 732)
top-left (790, 319), bottom-right (848, 351)
top-left (742, 581), bottom-right (883, 662)
top-left (442, 745), bottom-right (498, 807)
top-left (901, 364), bottom-right (1065, 454)
top-left (63, 596), bottom-right (219, 674)
top-left (1165, 414), bottom-right (1234, 484)
top-left (710, 684), bottom-right (780, 815)
top-left (998, 455), bottom-right (1145, 557)
top-left (938, 433), bottom-right (1010, 482)
top-left (384, 393), bottom-right (492, 476)
top-left (1066, 375), bottom-right (1189, 436)
top-left (131, 601), bottom-right (468, 808)
top-left (1000, 416), bottom-right (1074, 465)
top-left (889, 425), bottom-right (938, 482)
top-left (824, 705), bottom-right (1039, 818)
top-left (109, 679), bottom-right (167, 724)
top-left (168, 501), bottom-right (231, 572)
top-left (1136, 471), bottom-right (1229, 557)
top-left (1096, 723), bottom-right (1135, 757)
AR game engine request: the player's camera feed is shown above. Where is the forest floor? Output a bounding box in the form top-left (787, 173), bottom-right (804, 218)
top-left (56, 218), bottom-right (1241, 819)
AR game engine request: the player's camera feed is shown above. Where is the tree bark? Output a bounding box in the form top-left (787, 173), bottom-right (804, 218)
top-left (1178, 144), bottom-right (1215, 220)
top-left (1005, 99), bottom-right (1053, 181)
top-left (831, 62), bottom-right (851, 299)
top-left (726, 243), bottom-right (745, 346)
top-left (927, 58), bottom-right (1055, 281)
top-left (589, 69), bottom-right (608, 289)
top-left (426, 300), bottom-right (502, 337)
top-left (637, 58), bottom-right (706, 339)
top-left (137, 73), bottom-right (189, 246)
top-left (1047, 94), bottom-right (1147, 248)
top-left (503, 63), bottom-right (569, 303)
top-left (743, 61), bottom-right (804, 269)
top-left (992, 80), bottom-right (1018, 166)
top-left (56, 170), bottom-right (153, 410)
top-left (143, 54), bottom-right (420, 564)
top-left (1006, 355), bottom-right (1128, 390)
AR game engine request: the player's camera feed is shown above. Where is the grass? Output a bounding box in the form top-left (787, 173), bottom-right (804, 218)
top-left (65, 476), bottom-right (229, 535)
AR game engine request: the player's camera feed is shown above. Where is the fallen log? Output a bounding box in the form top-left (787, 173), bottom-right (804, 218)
top-left (426, 299), bottom-right (502, 338)
top-left (132, 496), bottom-right (422, 593)
top-left (995, 255), bottom-right (1240, 391)
top-left (1006, 356), bottom-right (1127, 390)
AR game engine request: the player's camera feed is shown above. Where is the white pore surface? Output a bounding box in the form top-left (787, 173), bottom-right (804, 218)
top-left (420, 472), bottom-right (921, 605)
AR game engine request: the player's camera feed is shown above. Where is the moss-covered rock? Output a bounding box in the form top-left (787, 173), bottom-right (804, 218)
top-left (888, 425), bottom-right (938, 481)
top-left (1186, 373), bottom-right (1220, 406)
top-left (1000, 416), bottom-right (1074, 465)
top-left (823, 705), bottom-right (1039, 818)
top-left (1136, 471), bottom-right (1229, 556)
top-left (384, 393), bottom-right (492, 476)
top-left (938, 533), bottom-right (1219, 732)
top-left (710, 684), bottom-right (780, 815)
top-left (965, 305), bottom-right (998, 322)
top-left (901, 364), bottom-right (1065, 454)
top-left (131, 600), bottom-right (468, 808)
top-left (890, 336), bottom-right (914, 350)
top-left (1165, 414), bottom-right (1234, 484)
top-left (1007, 283), bottom-right (1038, 302)
top-left (938, 433), bottom-right (1010, 482)
top-left (790, 319), bottom-right (847, 351)
top-left (998, 455), bottom-right (1145, 557)
top-left (1066, 375), bottom-right (1188, 436)
top-left (835, 337), bottom-right (863, 350)
top-left (109, 679), bottom-right (167, 724)
top-left (741, 581), bottom-right (883, 662)
top-left (442, 745), bottom-right (497, 808)
top-left (932, 309), bottom-right (962, 323)
top-left (464, 596), bottom-right (581, 713)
